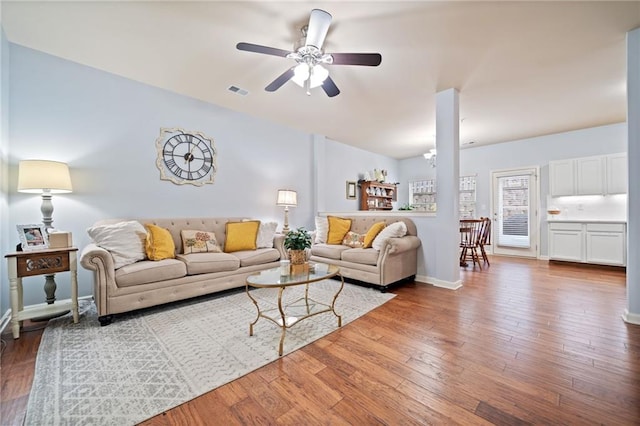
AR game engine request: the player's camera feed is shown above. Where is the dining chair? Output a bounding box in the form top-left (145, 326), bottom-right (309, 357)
top-left (459, 219), bottom-right (486, 269)
top-left (479, 217), bottom-right (492, 266)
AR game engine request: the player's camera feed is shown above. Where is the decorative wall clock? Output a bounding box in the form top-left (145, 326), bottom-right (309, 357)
top-left (155, 127), bottom-right (217, 186)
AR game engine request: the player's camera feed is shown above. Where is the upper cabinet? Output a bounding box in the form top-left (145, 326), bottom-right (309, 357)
top-left (606, 153), bottom-right (628, 194)
top-left (549, 153), bottom-right (627, 197)
top-left (549, 159), bottom-right (575, 196)
top-left (576, 156), bottom-right (604, 195)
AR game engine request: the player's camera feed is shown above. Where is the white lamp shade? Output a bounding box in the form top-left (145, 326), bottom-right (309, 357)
top-left (276, 189), bottom-right (297, 207)
top-left (17, 160), bottom-right (73, 194)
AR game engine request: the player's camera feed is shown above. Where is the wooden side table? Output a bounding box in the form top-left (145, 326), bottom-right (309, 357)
top-left (5, 247), bottom-right (79, 339)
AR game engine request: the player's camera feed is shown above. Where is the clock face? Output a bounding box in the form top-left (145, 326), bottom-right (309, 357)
top-left (155, 128), bottom-right (217, 186)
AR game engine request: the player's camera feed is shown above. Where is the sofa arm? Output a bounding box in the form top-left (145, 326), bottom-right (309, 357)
top-left (273, 234), bottom-right (287, 259)
top-left (80, 243), bottom-right (115, 272)
top-left (384, 236), bottom-right (422, 255)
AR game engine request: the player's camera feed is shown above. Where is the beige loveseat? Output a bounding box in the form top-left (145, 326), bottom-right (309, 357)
top-left (309, 215), bottom-right (421, 291)
top-left (80, 217), bottom-right (285, 325)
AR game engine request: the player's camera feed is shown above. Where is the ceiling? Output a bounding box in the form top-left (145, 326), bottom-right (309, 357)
top-left (2, 1), bottom-right (639, 159)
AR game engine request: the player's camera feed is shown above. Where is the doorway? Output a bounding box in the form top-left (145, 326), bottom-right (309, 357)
top-left (491, 167), bottom-right (539, 258)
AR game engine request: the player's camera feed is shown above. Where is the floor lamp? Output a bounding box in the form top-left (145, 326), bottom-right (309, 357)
top-left (17, 160), bottom-right (73, 307)
top-left (276, 189), bottom-right (297, 234)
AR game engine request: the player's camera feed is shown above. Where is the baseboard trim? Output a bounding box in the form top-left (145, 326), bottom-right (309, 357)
top-left (0, 295), bottom-right (93, 335)
top-left (622, 309), bottom-right (640, 325)
top-left (417, 275), bottom-right (462, 290)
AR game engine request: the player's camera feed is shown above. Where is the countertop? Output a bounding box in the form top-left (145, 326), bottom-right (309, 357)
top-left (547, 219), bottom-right (627, 224)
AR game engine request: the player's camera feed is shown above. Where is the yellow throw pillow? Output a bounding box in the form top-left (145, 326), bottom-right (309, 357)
top-left (327, 216), bottom-right (352, 245)
top-left (181, 230), bottom-right (221, 254)
top-left (224, 220), bottom-right (260, 252)
top-left (364, 222), bottom-right (386, 248)
top-left (144, 224), bottom-right (176, 260)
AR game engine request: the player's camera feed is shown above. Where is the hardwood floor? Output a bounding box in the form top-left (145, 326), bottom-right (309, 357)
top-left (2, 256), bottom-right (639, 425)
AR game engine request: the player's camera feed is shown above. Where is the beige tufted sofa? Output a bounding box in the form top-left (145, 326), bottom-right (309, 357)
top-left (80, 217), bottom-right (286, 325)
top-left (309, 215), bottom-right (421, 291)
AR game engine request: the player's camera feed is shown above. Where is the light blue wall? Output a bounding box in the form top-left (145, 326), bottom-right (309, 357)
top-left (5, 44), bottom-right (317, 311)
top-left (0, 27), bottom-right (10, 318)
top-left (320, 138), bottom-right (399, 212)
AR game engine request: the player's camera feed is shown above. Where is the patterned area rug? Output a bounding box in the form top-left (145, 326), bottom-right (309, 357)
top-left (25, 281), bottom-right (394, 425)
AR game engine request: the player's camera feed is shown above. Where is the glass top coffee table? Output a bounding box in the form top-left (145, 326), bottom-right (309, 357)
top-left (245, 262), bottom-right (344, 356)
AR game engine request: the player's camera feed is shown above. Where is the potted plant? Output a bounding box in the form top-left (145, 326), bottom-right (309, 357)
top-left (284, 227), bottom-right (312, 265)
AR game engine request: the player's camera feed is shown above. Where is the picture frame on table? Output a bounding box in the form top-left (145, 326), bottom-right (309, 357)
top-left (17, 224), bottom-right (49, 251)
top-left (346, 181), bottom-right (357, 200)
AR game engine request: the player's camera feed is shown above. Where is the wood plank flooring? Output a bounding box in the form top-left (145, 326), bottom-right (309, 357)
top-left (2, 256), bottom-right (639, 425)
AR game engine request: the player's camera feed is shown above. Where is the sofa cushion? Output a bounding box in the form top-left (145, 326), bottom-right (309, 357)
top-left (245, 220), bottom-right (278, 248)
top-left (224, 221), bottom-right (260, 252)
top-left (310, 243), bottom-right (351, 260)
top-left (341, 248), bottom-right (380, 266)
top-left (115, 259), bottom-right (187, 287)
top-left (87, 220), bottom-right (147, 269)
top-left (145, 224), bottom-right (176, 260)
top-left (180, 230), bottom-right (222, 254)
top-left (233, 248), bottom-right (280, 267)
top-left (327, 216), bottom-right (352, 245)
top-left (177, 252), bottom-right (240, 275)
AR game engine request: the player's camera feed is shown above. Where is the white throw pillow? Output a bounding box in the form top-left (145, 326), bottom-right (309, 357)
top-left (256, 221), bottom-right (278, 248)
top-left (372, 221), bottom-right (408, 251)
top-left (87, 221), bottom-right (147, 269)
top-left (314, 216), bottom-right (329, 244)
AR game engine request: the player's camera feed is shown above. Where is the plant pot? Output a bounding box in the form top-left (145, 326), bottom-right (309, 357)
top-left (289, 249), bottom-right (306, 265)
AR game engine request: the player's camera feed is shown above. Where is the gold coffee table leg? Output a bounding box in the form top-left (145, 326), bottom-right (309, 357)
top-left (332, 275), bottom-right (345, 327)
top-left (278, 286), bottom-right (286, 356)
top-left (246, 284), bottom-right (260, 336)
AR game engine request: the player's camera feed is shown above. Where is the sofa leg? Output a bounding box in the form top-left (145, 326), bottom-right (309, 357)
top-left (98, 315), bottom-right (113, 326)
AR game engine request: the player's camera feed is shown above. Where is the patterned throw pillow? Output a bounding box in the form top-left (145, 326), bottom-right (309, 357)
top-left (342, 231), bottom-right (365, 248)
top-left (181, 230), bottom-right (222, 254)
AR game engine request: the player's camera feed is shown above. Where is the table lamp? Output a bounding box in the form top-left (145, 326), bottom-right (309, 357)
top-left (17, 159), bottom-right (73, 310)
top-left (276, 189), bottom-right (297, 234)
top-left (17, 160), bottom-right (73, 232)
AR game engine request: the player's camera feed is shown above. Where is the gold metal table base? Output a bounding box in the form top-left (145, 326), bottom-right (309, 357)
top-left (246, 276), bottom-right (344, 356)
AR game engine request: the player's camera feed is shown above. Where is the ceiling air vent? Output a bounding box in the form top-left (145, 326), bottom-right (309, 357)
top-left (228, 85), bottom-right (249, 96)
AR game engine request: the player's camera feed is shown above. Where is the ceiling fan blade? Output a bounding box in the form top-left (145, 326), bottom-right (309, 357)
top-left (265, 68), bottom-right (295, 92)
top-left (321, 76), bottom-right (340, 97)
top-left (305, 9), bottom-right (332, 49)
top-left (330, 53), bottom-right (382, 66)
top-left (236, 42), bottom-right (291, 58)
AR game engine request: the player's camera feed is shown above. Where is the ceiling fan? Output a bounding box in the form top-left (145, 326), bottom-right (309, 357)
top-left (236, 9), bottom-right (382, 97)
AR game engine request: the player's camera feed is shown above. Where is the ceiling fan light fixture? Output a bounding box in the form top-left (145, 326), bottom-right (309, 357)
top-left (291, 63), bottom-right (329, 89)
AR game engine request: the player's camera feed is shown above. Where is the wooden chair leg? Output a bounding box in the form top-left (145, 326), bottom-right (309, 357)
top-left (480, 245), bottom-right (490, 266)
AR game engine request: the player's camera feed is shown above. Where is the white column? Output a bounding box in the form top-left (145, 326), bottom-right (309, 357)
top-left (434, 88), bottom-right (461, 288)
top-left (624, 27), bottom-right (640, 325)
top-left (312, 134), bottom-right (326, 214)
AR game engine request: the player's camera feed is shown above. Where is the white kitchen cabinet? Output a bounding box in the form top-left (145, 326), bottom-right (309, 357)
top-left (549, 153), bottom-right (627, 197)
top-left (548, 222), bottom-right (584, 262)
top-left (585, 223), bottom-right (626, 266)
top-left (606, 153), bottom-right (628, 194)
top-left (549, 221), bottom-right (626, 266)
top-left (576, 156), bottom-right (604, 195)
top-left (549, 160), bottom-right (575, 196)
